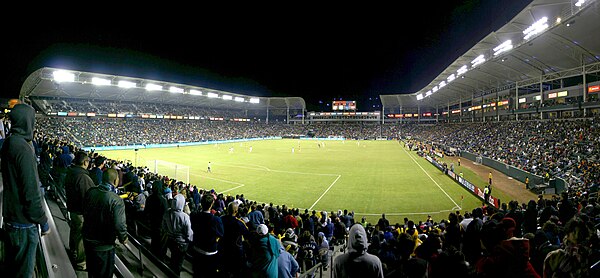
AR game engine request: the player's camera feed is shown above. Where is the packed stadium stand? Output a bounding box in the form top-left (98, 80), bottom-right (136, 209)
top-left (2, 0), bottom-right (600, 277)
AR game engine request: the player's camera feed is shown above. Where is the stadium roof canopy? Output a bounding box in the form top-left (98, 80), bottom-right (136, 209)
top-left (380, 0), bottom-right (600, 110)
top-left (20, 67), bottom-right (306, 111)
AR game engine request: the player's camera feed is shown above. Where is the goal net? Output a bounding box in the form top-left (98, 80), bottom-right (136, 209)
top-left (150, 160), bottom-right (190, 184)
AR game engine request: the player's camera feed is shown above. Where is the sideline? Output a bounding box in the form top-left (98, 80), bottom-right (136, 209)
top-left (401, 147), bottom-right (462, 210)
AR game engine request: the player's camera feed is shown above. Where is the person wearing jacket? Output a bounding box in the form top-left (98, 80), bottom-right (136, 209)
top-left (83, 168), bottom-right (128, 278)
top-left (145, 179), bottom-right (169, 259)
top-left (2, 103), bottom-right (50, 278)
top-left (65, 150), bottom-right (96, 270)
top-left (332, 224), bottom-right (384, 278)
top-left (162, 194), bottom-right (193, 275)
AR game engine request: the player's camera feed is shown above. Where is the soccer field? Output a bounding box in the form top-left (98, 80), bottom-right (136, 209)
top-left (99, 139), bottom-right (483, 224)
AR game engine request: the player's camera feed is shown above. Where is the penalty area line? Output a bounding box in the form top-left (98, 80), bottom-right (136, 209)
top-left (309, 175), bottom-right (341, 211)
top-left (401, 147), bottom-right (462, 210)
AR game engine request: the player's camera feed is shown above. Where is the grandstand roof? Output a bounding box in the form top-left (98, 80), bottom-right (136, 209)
top-left (381, 0), bottom-right (600, 110)
top-left (20, 67), bottom-right (305, 111)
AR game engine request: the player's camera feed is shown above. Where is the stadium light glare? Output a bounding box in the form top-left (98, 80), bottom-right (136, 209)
top-left (523, 17), bottom-right (548, 40)
top-left (493, 40), bottom-right (513, 56)
top-left (234, 97), bottom-right (245, 102)
top-left (91, 77), bottom-right (111, 86)
top-left (145, 83), bottom-right (163, 91)
top-left (457, 65), bottom-right (468, 76)
top-left (53, 70), bottom-right (75, 83)
top-left (189, 89), bottom-right (202, 95)
top-left (447, 74), bottom-right (456, 83)
top-left (207, 92), bottom-right (219, 98)
top-left (118, 80), bottom-right (136, 88)
top-left (169, 86), bottom-right (184, 94)
top-left (416, 93), bottom-right (424, 100)
top-left (222, 95), bottom-right (233, 100)
top-left (471, 54), bottom-right (485, 67)
top-left (249, 98), bottom-right (260, 104)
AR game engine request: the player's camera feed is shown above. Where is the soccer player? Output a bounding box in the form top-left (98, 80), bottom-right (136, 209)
top-left (207, 162), bottom-right (212, 173)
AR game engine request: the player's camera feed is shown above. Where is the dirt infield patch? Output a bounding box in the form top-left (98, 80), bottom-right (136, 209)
top-left (443, 155), bottom-right (539, 205)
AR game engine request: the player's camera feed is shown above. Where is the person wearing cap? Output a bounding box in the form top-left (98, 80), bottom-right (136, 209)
top-left (2, 103), bottom-right (51, 278)
top-left (332, 224), bottom-right (384, 278)
top-left (190, 193), bottom-right (224, 277)
top-left (248, 224), bottom-right (281, 277)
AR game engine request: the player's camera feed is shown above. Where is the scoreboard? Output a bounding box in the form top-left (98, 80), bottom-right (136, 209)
top-left (332, 100), bottom-right (356, 111)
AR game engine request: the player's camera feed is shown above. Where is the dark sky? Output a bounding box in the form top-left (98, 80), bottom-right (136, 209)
top-left (2, 1), bottom-right (531, 111)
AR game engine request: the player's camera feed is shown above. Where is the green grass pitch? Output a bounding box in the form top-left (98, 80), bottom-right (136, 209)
top-left (99, 139), bottom-right (484, 224)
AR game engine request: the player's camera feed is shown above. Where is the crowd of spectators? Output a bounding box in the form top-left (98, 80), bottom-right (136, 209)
top-left (5, 103), bottom-right (600, 277)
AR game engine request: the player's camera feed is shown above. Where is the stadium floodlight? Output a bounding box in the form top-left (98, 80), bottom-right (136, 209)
top-left (234, 97), bottom-right (245, 102)
top-left (416, 93), bottom-right (424, 100)
top-left (189, 89), bottom-right (202, 95)
top-left (91, 77), bottom-right (111, 86)
top-left (118, 80), bottom-right (136, 88)
top-left (447, 74), bottom-right (456, 83)
top-left (169, 86), bottom-right (184, 94)
top-left (222, 95), bottom-right (233, 100)
top-left (471, 54), bottom-right (485, 67)
top-left (457, 65), bottom-right (468, 76)
top-left (523, 17), bottom-right (548, 40)
top-left (432, 86), bottom-right (439, 93)
top-left (493, 40), bottom-right (513, 56)
top-left (207, 92), bottom-right (219, 98)
top-left (53, 70), bottom-right (75, 83)
top-left (145, 83), bottom-right (163, 91)
top-left (249, 97), bottom-right (260, 104)
top-left (439, 81), bottom-right (446, 88)
top-left (575, 0), bottom-right (585, 7)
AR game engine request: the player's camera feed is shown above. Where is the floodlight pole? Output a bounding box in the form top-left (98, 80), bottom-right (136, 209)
top-left (582, 58), bottom-right (587, 117)
top-left (515, 84), bottom-right (519, 121)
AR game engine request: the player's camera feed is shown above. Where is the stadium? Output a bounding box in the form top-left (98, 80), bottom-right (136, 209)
top-left (1, 0), bottom-right (600, 277)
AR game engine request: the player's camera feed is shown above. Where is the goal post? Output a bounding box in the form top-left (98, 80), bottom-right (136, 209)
top-left (150, 160), bottom-right (190, 184)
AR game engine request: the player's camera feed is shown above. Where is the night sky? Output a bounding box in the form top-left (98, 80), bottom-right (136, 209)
top-left (2, 1), bottom-right (531, 111)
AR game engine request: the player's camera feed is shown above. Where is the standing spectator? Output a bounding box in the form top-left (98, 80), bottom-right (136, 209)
top-left (65, 151), bottom-right (96, 270)
top-left (248, 224), bottom-right (281, 278)
top-left (89, 156), bottom-right (106, 185)
top-left (332, 224), bottom-right (384, 278)
top-left (190, 193), bottom-right (224, 277)
top-left (278, 244), bottom-right (300, 278)
top-left (162, 194), bottom-right (193, 276)
top-left (83, 168), bottom-right (128, 278)
top-left (145, 179), bottom-right (168, 259)
top-left (220, 201), bottom-right (249, 278)
top-left (2, 103), bottom-right (50, 278)
top-left (377, 213), bottom-right (390, 231)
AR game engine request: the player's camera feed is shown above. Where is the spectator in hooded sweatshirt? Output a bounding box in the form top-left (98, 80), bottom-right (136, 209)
top-left (162, 194), bottom-right (193, 276)
top-left (333, 224), bottom-right (384, 278)
top-left (144, 179), bottom-right (169, 259)
top-left (2, 103), bottom-right (50, 278)
top-left (65, 151), bottom-right (96, 270)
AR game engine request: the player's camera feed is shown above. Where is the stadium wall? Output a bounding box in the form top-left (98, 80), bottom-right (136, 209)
top-left (81, 137), bottom-right (282, 151)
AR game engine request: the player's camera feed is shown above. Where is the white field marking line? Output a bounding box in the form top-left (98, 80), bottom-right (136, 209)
top-left (308, 175), bottom-right (342, 210)
top-left (401, 147), bottom-right (462, 210)
top-left (214, 163), bottom-right (339, 177)
top-left (353, 209), bottom-right (457, 216)
top-left (220, 184), bottom-right (247, 193)
top-left (189, 172), bottom-right (245, 186)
